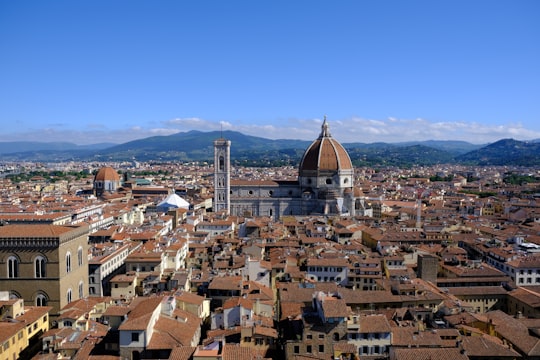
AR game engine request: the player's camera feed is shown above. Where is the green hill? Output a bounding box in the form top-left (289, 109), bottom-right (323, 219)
top-left (0, 132), bottom-right (537, 167)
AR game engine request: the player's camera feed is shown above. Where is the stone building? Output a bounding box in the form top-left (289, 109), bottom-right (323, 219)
top-left (215, 118), bottom-right (361, 220)
top-left (94, 166), bottom-right (122, 197)
top-left (0, 223), bottom-right (90, 317)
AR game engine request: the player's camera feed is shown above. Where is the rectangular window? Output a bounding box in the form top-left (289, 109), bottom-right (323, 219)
top-left (131, 333), bottom-right (139, 342)
top-left (294, 345), bottom-right (299, 354)
top-left (319, 344), bottom-right (324, 352)
top-left (307, 345), bottom-right (312, 353)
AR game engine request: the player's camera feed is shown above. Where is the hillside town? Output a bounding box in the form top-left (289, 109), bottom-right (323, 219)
top-left (0, 131), bottom-right (539, 360)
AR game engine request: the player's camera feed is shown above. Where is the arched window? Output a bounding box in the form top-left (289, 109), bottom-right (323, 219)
top-left (36, 293), bottom-right (48, 306)
top-left (78, 281), bottom-right (84, 299)
top-left (67, 288), bottom-right (72, 304)
top-left (35, 256), bottom-right (46, 278)
top-left (66, 252), bottom-right (72, 273)
top-left (77, 246), bottom-right (83, 267)
top-left (7, 256), bottom-right (19, 278)
top-left (219, 156), bottom-right (224, 171)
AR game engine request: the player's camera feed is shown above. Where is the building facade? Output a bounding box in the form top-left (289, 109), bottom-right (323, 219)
top-left (94, 166), bottom-right (122, 197)
top-left (0, 223), bottom-right (90, 317)
top-left (213, 137), bottom-right (231, 214)
top-left (214, 118), bottom-right (359, 220)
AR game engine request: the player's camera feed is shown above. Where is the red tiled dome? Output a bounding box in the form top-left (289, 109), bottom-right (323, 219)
top-left (299, 119), bottom-right (353, 175)
top-left (94, 167), bottom-right (120, 182)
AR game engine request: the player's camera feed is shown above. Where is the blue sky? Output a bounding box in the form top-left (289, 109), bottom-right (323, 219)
top-left (0, 1), bottom-right (539, 145)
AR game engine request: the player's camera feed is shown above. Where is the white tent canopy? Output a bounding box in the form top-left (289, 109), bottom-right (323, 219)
top-left (157, 193), bottom-right (190, 210)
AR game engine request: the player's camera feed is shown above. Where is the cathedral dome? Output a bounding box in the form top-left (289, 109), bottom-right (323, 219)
top-left (299, 118), bottom-right (353, 175)
top-left (94, 167), bottom-right (120, 182)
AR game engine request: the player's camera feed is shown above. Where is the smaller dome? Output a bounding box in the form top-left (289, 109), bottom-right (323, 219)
top-left (94, 167), bottom-right (120, 182)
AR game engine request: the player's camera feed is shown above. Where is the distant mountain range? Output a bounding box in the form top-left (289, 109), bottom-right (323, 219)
top-left (1, 131), bottom-right (539, 167)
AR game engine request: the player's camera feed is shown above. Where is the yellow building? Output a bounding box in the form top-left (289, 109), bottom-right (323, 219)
top-left (0, 294), bottom-right (52, 360)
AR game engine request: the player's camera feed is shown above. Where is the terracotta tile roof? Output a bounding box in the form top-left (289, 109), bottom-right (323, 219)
top-left (461, 335), bottom-right (521, 358)
top-left (222, 344), bottom-right (268, 360)
top-left (333, 341), bottom-right (357, 354)
top-left (0, 320), bottom-right (26, 343)
top-left (391, 328), bottom-right (446, 347)
top-left (167, 346), bottom-right (196, 360)
top-left (509, 287), bottom-right (540, 308)
top-left (118, 297), bottom-right (162, 331)
top-left (17, 305), bottom-right (52, 324)
top-left (208, 275), bottom-right (242, 290)
top-left (174, 290), bottom-right (205, 305)
top-left (147, 316), bottom-right (198, 349)
top-left (358, 314), bottom-right (391, 333)
top-left (280, 302), bottom-right (304, 321)
top-left (253, 325), bottom-right (278, 338)
top-left (321, 296), bottom-right (349, 318)
top-left (0, 223), bottom-right (82, 237)
top-left (484, 310), bottom-right (540, 356)
top-left (102, 305), bottom-right (130, 317)
top-left (206, 326), bottom-right (241, 340)
top-left (277, 283), bottom-right (339, 304)
top-left (391, 348), bottom-right (468, 360)
top-left (110, 273), bottom-right (137, 283)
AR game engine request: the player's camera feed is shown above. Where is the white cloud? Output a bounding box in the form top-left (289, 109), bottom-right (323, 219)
top-left (164, 117), bottom-right (220, 129)
top-left (1, 116), bottom-right (539, 145)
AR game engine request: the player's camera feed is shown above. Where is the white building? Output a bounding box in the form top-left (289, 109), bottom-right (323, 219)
top-left (347, 314), bottom-right (392, 357)
top-left (306, 257), bottom-right (349, 286)
top-left (242, 256), bottom-right (272, 288)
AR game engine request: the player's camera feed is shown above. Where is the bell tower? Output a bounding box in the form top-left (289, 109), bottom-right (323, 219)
top-left (214, 137), bottom-right (231, 214)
